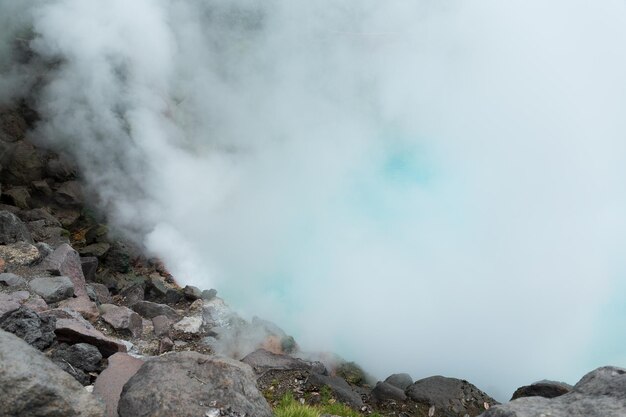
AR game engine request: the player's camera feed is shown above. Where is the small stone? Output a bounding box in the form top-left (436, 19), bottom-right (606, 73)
top-left (29, 276), bottom-right (75, 303)
top-left (54, 181), bottom-right (83, 206)
top-left (78, 242), bottom-right (110, 257)
top-left (0, 272), bottom-right (26, 287)
top-left (54, 317), bottom-right (127, 358)
top-left (0, 210), bottom-right (32, 244)
top-left (87, 282), bottom-right (112, 304)
top-left (42, 243), bottom-right (88, 298)
top-left (165, 289), bottom-right (182, 305)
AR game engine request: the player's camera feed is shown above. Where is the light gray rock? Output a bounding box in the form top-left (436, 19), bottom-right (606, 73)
top-left (118, 351), bottom-right (272, 417)
top-left (385, 372), bottom-right (414, 390)
top-left (0, 272), bottom-right (26, 287)
top-left (0, 242), bottom-right (40, 266)
top-left (0, 209), bottom-right (32, 244)
top-left (29, 275), bottom-right (75, 303)
top-left (0, 329), bottom-right (105, 416)
top-left (481, 367), bottom-right (626, 417)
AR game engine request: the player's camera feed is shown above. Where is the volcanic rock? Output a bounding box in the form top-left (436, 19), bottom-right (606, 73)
top-left (172, 315), bottom-right (203, 335)
top-left (59, 296), bottom-right (100, 322)
top-left (81, 256), bottom-right (99, 282)
top-left (385, 372), bottom-right (414, 390)
top-left (306, 373), bottom-right (364, 409)
top-left (0, 329), bottom-right (105, 417)
top-left (0, 272), bottom-right (26, 286)
top-left (117, 351), bottom-right (272, 417)
top-left (51, 342), bottom-right (103, 385)
top-left (511, 380), bottom-right (573, 400)
top-left (182, 285), bottom-right (202, 300)
top-left (55, 180), bottom-right (84, 206)
top-left (0, 293), bottom-right (21, 317)
top-left (371, 381), bottom-right (407, 402)
top-left (42, 243), bottom-right (89, 297)
top-left (29, 275), bottom-right (75, 303)
top-left (132, 300), bottom-right (180, 321)
top-left (93, 353), bottom-right (144, 417)
top-left (54, 316), bottom-right (127, 357)
top-left (0, 306), bottom-right (56, 350)
top-left (88, 282), bottom-right (112, 304)
top-left (0, 241), bottom-right (40, 266)
top-left (0, 210), bottom-right (32, 244)
top-left (242, 349), bottom-right (327, 375)
top-left (164, 288), bottom-right (182, 305)
top-left (100, 304), bottom-right (142, 338)
top-left (3, 186), bottom-right (30, 208)
top-left (151, 315), bottom-right (172, 337)
top-left (79, 242), bottom-right (111, 258)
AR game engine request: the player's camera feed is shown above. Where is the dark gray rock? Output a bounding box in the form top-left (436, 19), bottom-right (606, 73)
top-left (52, 316), bottom-right (127, 358)
top-left (27, 220), bottom-right (69, 247)
top-left (79, 242), bottom-right (111, 258)
top-left (54, 180), bottom-right (83, 206)
top-left (85, 224), bottom-right (107, 245)
top-left (52, 343), bottom-right (102, 372)
top-left (103, 242), bottom-right (131, 273)
top-left (0, 306), bottom-right (56, 350)
top-left (481, 367), bottom-right (626, 417)
top-left (3, 140), bottom-right (45, 185)
top-left (46, 154), bottom-right (77, 181)
top-left (0, 329), bottom-right (105, 416)
top-left (131, 300), bottom-right (180, 321)
top-left (42, 243), bottom-right (88, 298)
top-left (36, 242), bottom-right (54, 258)
top-left (202, 288), bottom-right (217, 300)
top-left (242, 349), bottom-right (326, 375)
top-left (19, 208), bottom-right (61, 227)
top-left (385, 372), bottom-right (414, 390)
top-left (182, 285), bottom-right (202, 300)
top-left (511, 381), bottom-right (572, 400)
top-left (406, 375), bottom-right (497, 416)
top-left (29, 275), bottom-right (75, 303)
top-left (165, 288), bottom-right (182, 305)
top-left (371, 381), bottom-right (407, 402)
top-left (100, 304), bottom-right (143, 338)
top-left (0, 272), bottom-right (26, 287)
top-left (306, 373), bottom-right (364, 409)
top-left (118, 351), bottom-right (272, 417)
top-left (0, 209), bottom-right (32, 244)
top-left (81, 256), bottom-right (98, 282)
top-left (3, 186), bottom-right (30, 208)
top-left (88, 283), bottom-right (112, 305)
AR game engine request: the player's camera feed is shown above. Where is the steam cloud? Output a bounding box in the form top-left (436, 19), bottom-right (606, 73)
top-left (2, 0), bottom-right (626, 399)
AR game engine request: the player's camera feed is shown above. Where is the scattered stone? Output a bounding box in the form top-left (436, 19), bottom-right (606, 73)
top-left (306, 373), bottom-right (364, 409)
top-left (385, 373), bottom-right (414, 390)
top-left (182, 285), bottom-right (202, 300)
top-left (54, 316), bottom-right (127, 358)
top-left (242, 349), bottom-right (327, 375)
top-left (0, 272), bottom-right (26, 286)
top-left (42, 243), bottom-right (88, 297)
top-left (0, 241), bottom-right (40, 266)
top-left (81, 256), bottom-right (99, 282)
top-left (88, 283), bottom-right (112, 304)
top-left (29, 275), bottom-right (75, 303)
top-left (151, 315), bottom-right (172, 337)
top-left (0, 306), bottom-right (56, 350)
top-left (79, 242), bottom-right (111, 258)
top-left (117, 351), bottom-right (273, 417)
top-left (93, 353), bottom-right (144, 417)
top-left (201, 288), bottom-right (217, 300)
top-left (511, 380), bottom-right (573, 400)
top-left (172, 316), bottom-right (203, 335)
top-left (0, 292), bottom-right (22, 316)
top-left (100, 304), bottom-right (143, 338)
top-left (0, 329), bottom-right (105, 417)
top-left (371, 381), bottom-right (407, 402)
top-left (132, 300), bottom-right (180, 321)
top-left (0, 209), bottom-right (32, 244)
top-left (406, 375), bottom-right (497, 416)
top-left (483, 367), bottom-right (626, 417)
top-left (159, 337), bottom-right (174, 354)
top-left (59, 296), bottom-right (100, 322)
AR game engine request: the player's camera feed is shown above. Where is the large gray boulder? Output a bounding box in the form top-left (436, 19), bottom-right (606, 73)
top-left (0, 329), bottom-right (105, 416)
top-left (117, 351), bottom-right (272, 417)
top-left (481, 367), bottom-right (626, 417)
top-left (0, 210), bottom-right (32, 244)
top-left (510, 380), bottom-right (572, 400)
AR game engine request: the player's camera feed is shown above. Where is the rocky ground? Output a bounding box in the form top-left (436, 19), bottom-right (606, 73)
top-left (1, 104), bottom-right (626, 417)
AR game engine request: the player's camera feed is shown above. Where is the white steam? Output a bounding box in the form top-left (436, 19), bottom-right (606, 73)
top-left (2, 0), bottom-right (626, 399)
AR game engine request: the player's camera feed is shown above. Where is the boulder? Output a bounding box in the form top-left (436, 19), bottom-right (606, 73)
top-left (100, 304), bottom-right (142, 338)
top-left (482, 367), bottom-right (626, 417)
top-left (42, 243), bottom-right (88, 297)
top-left (0, 306), bottom-right (56, 350)
top-left (202, 288), bottom-right (217, 301)
top-left (118, 351), bottom-right (272, 417)
top-left (371, 381), bottom-right (407, 402)
top-left (53, 316), bottom-right (127, 358)
top-left (0, 272), bottom-right (26, 286)
top-left (46, 154), bottom-right (77, 181)
top-left (0, 329), bottom-right (105, 416)
top-left (511, 380), bottom-right (573, 400)
top-left (164, 288), bottom-right (182, 305)
top-left (306, 373), bottom-right (364, 409)
top-left (182, 285), bottom-right (202, 300)
top-left (385, 372), bottom-right (414, 390)
top-left (132, 300), bottom-right (180, 321)
top-left (3, 140), bottom-right (45, 184)
top-left (29, 275), bottom-right (75, 303)
top-left (0, 293), bottom-right (21, 317)
top-left (406, 375), bottom-right (497, 416)
top-left (93, 353), bottom-right (144, 417)
top-left (26, 220), bottom-right (69, 247)
top-left (242, 349), bottom-right (326, 375)
top-left (0, 241), bottom-right (40, 266)
top-left (0, 210), bottom-right (32, 244)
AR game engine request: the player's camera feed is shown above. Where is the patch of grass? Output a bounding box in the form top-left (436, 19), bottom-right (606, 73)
top-left (320, 402), bottom-right (361, 417)
top-left (274, 392), bottom-right (319, 417)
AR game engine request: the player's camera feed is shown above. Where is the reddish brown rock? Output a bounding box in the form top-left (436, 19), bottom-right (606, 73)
top-left (42, 243), bottom-right (88, 298)
top-left (159, 337), bottom-right (174, 354)
top-left (100, 304), bottom-right (142, 338)
top-left (54, 317), bottom-right (127, 358)
top-left (93, 353), bottom-right (144, 417)
top-left (59, 297), bottom-right (100, 322)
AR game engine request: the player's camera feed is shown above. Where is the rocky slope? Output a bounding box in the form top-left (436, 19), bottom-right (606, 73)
top-left (1, 104), bottom-right (625, 417)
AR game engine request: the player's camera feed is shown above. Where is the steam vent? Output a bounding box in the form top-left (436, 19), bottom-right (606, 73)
top-left (2, 1), bottom-right (626, 416)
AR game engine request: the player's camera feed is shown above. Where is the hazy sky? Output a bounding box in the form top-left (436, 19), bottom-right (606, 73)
top-left (2, 0), bottom-right (626, 399)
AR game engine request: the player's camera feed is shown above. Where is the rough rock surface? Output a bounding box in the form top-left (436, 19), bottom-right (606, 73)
top-left (0, 329), bottom-right (105, 417)
top-left (0, 209), bottom-right (32, 244)
top-left (306, 373), bottom-right (364, 409)
top-left (481, 367), bottom-right (626, 417)
top-left (100, 304), bottom-right (142, 337)
top-left (0, 272), bottom-right (26, 286)
top-left (118, 351), bottom-right (273, 417)
top-left (510, 380), bottom-right (572, 400)
top-left (131, 300), bottom-right (180, 320)
top-left (93, 353), bottom-right (144, 417)
top-left (42, 243), bottom-right (88, 297)
top-left (0, 241), bottom-right (40, 266)
top-left (242, 348), bottom-right (326, 375)
top-left (371, 381), bottom-right (407, 402)
top-left (385, 372), bottom-right (414, 390)
top-left (0, 306), bottom-right (56, 350)
top-left (29, 275), bottom-right (75, 303)
top-left (54, 316), bottom-right (127, 357)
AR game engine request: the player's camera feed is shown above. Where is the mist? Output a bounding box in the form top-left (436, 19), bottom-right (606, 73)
top-left (2, 0), bottom-right (626, 399)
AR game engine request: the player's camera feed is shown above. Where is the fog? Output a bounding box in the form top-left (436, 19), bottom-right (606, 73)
top-left (2, 0), bottom-right (626, 399)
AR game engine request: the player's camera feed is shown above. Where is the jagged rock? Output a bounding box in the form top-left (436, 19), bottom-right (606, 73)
top-left (151, 315), bottom-right (172, 337)
top-left (145, 274), bottom-right (169, 301)
top-left (27, 220), bottom-right (69, 247)
top-left (55, 180), bottom-right (84, 206)
top-left (159, 337), bottom-right (174, 354)
top-left (56, 208), bottom-right (81, 227)
top-left (19, 207), bottom-right (62, 226)
top-left (29, 275), bottom-right (75, 303)
top-left (406, 375), bottom-right (497, 416)
top-left (385, 372), bottom-right (414, 390)
top-left (0, 306), bottom-right (56, 350)
top-left (93, 353), bottom-right (144, 417)
top-left (0, 210), bottom-right (32, 244)
top-left (36, 241), bottom-right (54, 258)
top-left (371, 381), bottom-right (407, 402)
top-left (117, 351), bottom-right (272, 417)
top-left (242, 349), bottom-right (327, 375)
top-left (118, 284), bottom-right (145, 307)
top-left (202, 288), bottom-right (218, 300)
top-left (511, 380), bottom-right (573, 400)
top-left (88, 283), bottom-right (112, 304)
top-left (42, 243), bottom-right (88, 297)
top-left (53, 316), bottom-right (127, 358)
top-left (81, 256), bottom-right (98, 282)
top-left (172, 316), bottom-right (203, 335)
top-left (165, 288), bottom-right (182, 305)
top-left (0, 241), bottom-right (40, 266)
top-left (306, 373), bottom-right (364, 408)
top-left (100, 304), bottom-right (142, 338)
top-left (482, 367), bottom-right (626, 417)
top-left (3, 186), bottom-right (30, 208)
top-left (132, 300), bottom-right (180, 321)
top-left (79, 242), bottom-right (111, 258)
top-left (59, 297), bottom-right (100, 322)
top-left (85, 224), bottom-right (108, 244)
top-left (31, 179), bottom-right (53, 196)
top-left (3, 140), bottom-right (45, 184)
top-left (103, 242), bottom-right (131, 273)
top-left (23, 294), bottom-right (48, 312)
top-left (0, 329), bottom-right (105, 416)
top-left (182, 285), bottom-right (202, 300)
top-left (52, 343), bottom-right (103, 372)
top-left (0, 272), bottom-right (26, 286)
top-left (0, 294), bottom-right (20, 316)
